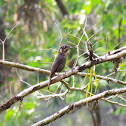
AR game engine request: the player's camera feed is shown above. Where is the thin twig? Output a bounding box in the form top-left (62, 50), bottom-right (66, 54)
top-left (37, 89), bottom-right (69, 99)
top-left (72, 75), bottom-right (75, 88)
top-left (74, 28), bottom-right (85, 67)
top-left (29, 48), bottom-right (57, 52)
top-left (2, 43), bottom-right (5, 61)
top-left (2, 22), bottom-right (20, 61)
top-left (32, 87), bottom-right (126, 126)
top-left (3, 22), bottom-right (20, 43)
top-left (55, 22), bottom-right (63, 47)
top-left (77, 72), bottom-right (126, 85)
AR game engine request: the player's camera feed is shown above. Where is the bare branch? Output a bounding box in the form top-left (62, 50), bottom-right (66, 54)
top-left (29, 48), bottom-right (57, 52)
top-left (102, 98), bottom-right (126, 107)
top-left (78, 48), bottom-right (126, 71)
top-left (31, 87), bottom-right (126, 126)
top-left (77, 72), bottom-right (126, 85)
top-left (2, 43), bottom-right (5, 61)
top-left (2, 22), bottom-right (20, 61)
top-left (107, 46), bottom-right (126, 55)
top-left (0, 46), bottom-right (126, 113)
top-left (60, 80), bottom-right (70, 90)
top-left (55, 22), bottom-right (63, 47)
top-left (0, 60), bottom-right (50, 75)
top-left (37, 89), bottom-right (69, 100)
top-left (70, 87), bottom-right (126, 108)
top-left (3, 22), bottom-right (20, 44)
top-left (73, 28), bottom-right (85, 67)
top-left (72, 75), bottom-right (75, 88)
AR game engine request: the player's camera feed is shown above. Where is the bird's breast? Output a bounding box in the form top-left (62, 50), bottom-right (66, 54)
top-left (56, 55), bottom-right (66, 72)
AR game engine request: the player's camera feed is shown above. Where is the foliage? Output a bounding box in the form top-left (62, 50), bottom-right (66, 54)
top-left (0, 0), bottom-right (126, 125)
top-left (1, 94), bottom-right (38, 126)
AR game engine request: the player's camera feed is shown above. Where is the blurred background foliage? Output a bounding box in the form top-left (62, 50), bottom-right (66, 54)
top-left (0, 0), bottom-right (126, 126)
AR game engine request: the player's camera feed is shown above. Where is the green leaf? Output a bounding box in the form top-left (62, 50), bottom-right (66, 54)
top-left (113, 107), bottom-right (123, 115)
top-left (23, 102), bottom-right (36, 110)
top-left (4, 109), bottom-right (15, 121)
top-left (117, 2), bottom-right (123, 12)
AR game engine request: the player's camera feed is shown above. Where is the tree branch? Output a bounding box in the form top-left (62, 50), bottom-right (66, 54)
top-left (55, 0), bottom-right (69, 16)
top-left (0, 46), bottom-right (126, 74)
top-left (31, 87), bottom-right (126, 126)
top-left (0, 60), bottom-right (50, 75)
top-left (0, 46), bottom-right (126, 113)
top-left (77, 72), bottom-right (126, 85)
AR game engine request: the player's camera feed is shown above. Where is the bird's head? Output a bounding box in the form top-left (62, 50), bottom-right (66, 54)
top-left (59, 45), bottom-right (70, 54)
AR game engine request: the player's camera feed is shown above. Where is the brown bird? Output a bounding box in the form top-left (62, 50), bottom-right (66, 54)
top-left (48, 45), bottom-right (70, 89)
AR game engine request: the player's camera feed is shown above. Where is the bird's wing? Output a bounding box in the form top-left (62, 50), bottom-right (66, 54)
top-left (48, 54), bottom-right (62, 89)
top-left (50, 54), bottom-right (63, 77)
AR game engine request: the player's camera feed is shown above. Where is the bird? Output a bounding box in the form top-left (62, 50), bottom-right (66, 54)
top-left (48, 45), bottom-right (70, 89)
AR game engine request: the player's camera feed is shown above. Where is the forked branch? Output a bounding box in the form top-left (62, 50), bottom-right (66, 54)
top-left (0, 46), bottom-right (126, 114)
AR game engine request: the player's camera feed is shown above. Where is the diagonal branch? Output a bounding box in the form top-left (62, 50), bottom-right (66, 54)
top-left (0, 47), bottom-right (126, 113)
top-left (55, 0), bottom-right (69, 16)
top-left (0, 46), bottom-right (126, 74)
top-left (31, 87), bottom-right (126, 126)
top-left (77, 72), bottom-right (126, 85)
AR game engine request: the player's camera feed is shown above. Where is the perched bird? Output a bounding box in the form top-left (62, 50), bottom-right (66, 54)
top-left (48, 45), bottom-right (70, 89)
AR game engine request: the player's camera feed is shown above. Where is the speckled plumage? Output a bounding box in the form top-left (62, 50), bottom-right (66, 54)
top-left (48, 45), bottom-right (70, 89)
